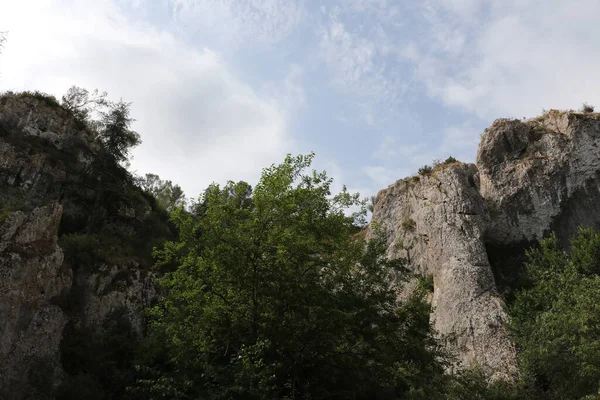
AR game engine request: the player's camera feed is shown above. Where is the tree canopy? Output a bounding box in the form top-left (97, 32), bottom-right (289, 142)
top-left (511, 228), bottom-right (600, 399)
top-left (139, 173), bottom-right (186, 212)
top-left (132, 153), bottom-right (452, 399)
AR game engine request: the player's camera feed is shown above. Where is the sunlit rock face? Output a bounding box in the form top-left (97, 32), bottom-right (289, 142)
top-left (368, 109), bottom-right (600, 380)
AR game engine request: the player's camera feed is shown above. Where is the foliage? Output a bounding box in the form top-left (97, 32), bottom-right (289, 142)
top-left (133, 154), bottom-right (450, 399)
top-left (417, 275), bottom-right (434, 293)
top-left (511, 228), bottom-right (600, 399)
top-left (418, 165), bottom-right (433, 176)
top-left (61, 86), bottom-right (108, 122)
top-left (444, 368), bottom-right (522, 400)
top-left (96, 100), bottom-right (141, 164)
top-left (60, 233), bottom-right (103, 270)
top-left (444, 156), bottom-right (458, 164)
top-left (367, 194), bottom-right (377, 213)
top-left (581, 103), bottom-right (595, 113)
top-left (57, 308), bottom-right (138, 399)
top-left (402, 218), bottom-right (417, 232)
top-left (139, 173), bottom-right (186, 212)
top-left (11, 90), bottom-right (62, 108)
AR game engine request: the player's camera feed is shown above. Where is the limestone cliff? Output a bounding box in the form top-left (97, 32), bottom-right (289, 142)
top-left (368, 109), bottom-right (600, 379)
top-left (367, 165), bottom-right (517, 380)
top-left (0, 93), bottom-right (167, 398)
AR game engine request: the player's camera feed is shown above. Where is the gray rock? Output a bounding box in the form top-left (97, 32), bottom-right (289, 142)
top-left (367, 165), bottom-right (517, 380)
top-left (368, 109), bottom-right (600, 380)
top-left (0, 204), bottom-right (70, 399)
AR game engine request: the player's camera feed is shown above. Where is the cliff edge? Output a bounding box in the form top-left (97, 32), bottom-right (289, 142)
top-left (368, 109), bottom-right (600, 379)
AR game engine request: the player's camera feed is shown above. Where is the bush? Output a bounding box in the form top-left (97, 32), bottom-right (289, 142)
top-left (59, 233), bottom-right (103, 270)
top-left (13, 90), bottom-right (62, 109)
top-left (581, 103), bottom-right (595, 113)
top-left (418, 165), bottom-right (433, 175)
top-left (402, 218), bottom-right (417, 232)
top-left (444, 156), bottom-right (458, 164)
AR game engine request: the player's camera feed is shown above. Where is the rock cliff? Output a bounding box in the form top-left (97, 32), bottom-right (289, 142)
top-left (0, 93), bottom-right (167, 398)
top-left (0, 204), bottom-right (69, 398)
top-left (368, 109), bottom-right (600, 379)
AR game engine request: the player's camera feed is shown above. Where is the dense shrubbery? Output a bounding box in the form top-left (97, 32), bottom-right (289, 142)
top-left (510, 228), bottom-right (600, 399)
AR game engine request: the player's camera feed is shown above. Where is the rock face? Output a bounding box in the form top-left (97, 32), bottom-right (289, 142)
top-left (368, 109), bottom-right (600, 379)
top-left (0, 204), bottom-right (70, 399)
top-left (0, 94), bottom-right (161, 398)
top-left (76, 262), bottom-right (158, 336)
top-left (367, 165), bottom-right (517, 380)
top-left (478, 111), bottom-right (600, 247)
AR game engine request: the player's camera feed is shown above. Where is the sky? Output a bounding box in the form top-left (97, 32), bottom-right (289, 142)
top-left (1, 0), bottom-right (600, 201)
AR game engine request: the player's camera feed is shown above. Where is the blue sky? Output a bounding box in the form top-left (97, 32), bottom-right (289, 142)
top-left (2, 0), bottom-right (600, 200)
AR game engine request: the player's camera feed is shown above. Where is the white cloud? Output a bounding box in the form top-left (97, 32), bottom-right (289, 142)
top-left (170, 0), bottom-right (305, 49)
top-left (0, 0), bottom-right (297, 198)
top-left (318, 7), bottom-right (407, 125)
top-left (415, 0), bottom-right (600, 119)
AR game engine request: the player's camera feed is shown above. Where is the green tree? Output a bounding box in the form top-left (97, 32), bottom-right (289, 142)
top-left (133, 154), bottom-right (449, 399)
top-left (86, 100), bottom-right (141, 234)
top-left (61, 85), bottom-right (108, 122)
top-left (139, 173), bottom-right (186, 212)
top-left (96, 100), bottom-right (141, 164)
top-left (511, 228), bottom-right (600, 399)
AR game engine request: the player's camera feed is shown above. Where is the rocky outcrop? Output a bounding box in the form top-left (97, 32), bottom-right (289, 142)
top-left (367, 165), bottom-right (517, 380)
top-left (0, 95), bottom-right (94, 197)
top-left (369, 109), bottom-right (600, 379)
top-left (76, 262), bottom-right (157, 336)
top-left (0, 204), bottom-right (70, 399)
top-left (0, 93), bottom-right (162, 398)
top-left (478, 111), bottom-right (600, 247)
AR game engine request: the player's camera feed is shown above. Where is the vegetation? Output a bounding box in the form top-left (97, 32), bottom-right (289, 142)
top-left (402, 218), bottom-right (417, 232)
top-left (510, 228), bottom-right (600, 399)
top-left (139, 173), bottom-right (186, 212)
top-left (131, 154), bottom-right (461, 399)
top-left (0, 31), bottom-right (6, 53)
top-left (367, 194), bottom-right (377, 213)
top-left (61, 85), bottom-right (108, 122)
top-left (581, 103), bottom-right (595, 113)
top-left (418, 164), bottom-right (433, 176)
top-left (418, 156), bottom-right (459, 177)
top-left (442, 156), bottom-right (458, 165)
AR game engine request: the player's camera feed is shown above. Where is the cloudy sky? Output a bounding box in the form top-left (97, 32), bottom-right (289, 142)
top-left (1, 0), bottom-right (599, 200)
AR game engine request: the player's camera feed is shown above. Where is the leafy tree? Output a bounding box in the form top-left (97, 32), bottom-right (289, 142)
top-left (61, 86), bottom-right (108, 122)
top-left (132, 154), bottom-right (449, 399)
top-left (139, 173), bottom-right (186, 212)
top-left (86, 100), bottom-right (140, 234)
top-left (511, 228), bottom-right (600, 399)
top-left (96, 100), bottom-right (140, 164)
